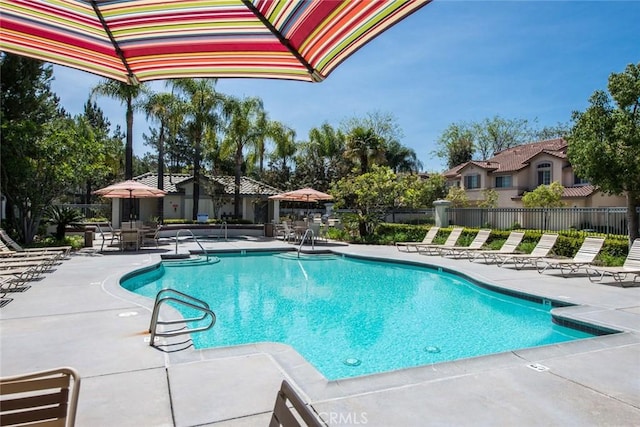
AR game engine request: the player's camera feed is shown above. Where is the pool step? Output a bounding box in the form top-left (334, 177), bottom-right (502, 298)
top-left (275, 252), bottom-right (337, 261)
top-left (162, 254), bottom-right (220, 267)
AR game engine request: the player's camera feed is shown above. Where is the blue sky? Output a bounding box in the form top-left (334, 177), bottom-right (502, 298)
top-left (50, 1), bottom-right (640, 173)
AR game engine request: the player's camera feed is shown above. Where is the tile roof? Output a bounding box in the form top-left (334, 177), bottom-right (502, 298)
top-left (445, 138), bottom-right (568, 177)
top-left (133, 172), bottom-right (282, 196)
top-left (562, 185), bottom-right (597, 198)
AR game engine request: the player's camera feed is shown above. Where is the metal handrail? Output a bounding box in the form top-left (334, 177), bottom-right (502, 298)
top-left (219, 221), bottom-right (228, 240)
top-left (175, 229), bottom-right (210, 260)
top-left (297, 228), bottom-right (315, 258)
top-left (148, 288), bottom-right (216, 346)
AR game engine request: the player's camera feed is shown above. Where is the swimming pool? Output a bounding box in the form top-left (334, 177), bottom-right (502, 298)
top-left (122, 252), bottom-right (601, 380)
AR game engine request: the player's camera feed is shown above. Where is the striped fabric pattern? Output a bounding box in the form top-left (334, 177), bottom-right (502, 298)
top-left (0, 0), bottom-right (430, 84)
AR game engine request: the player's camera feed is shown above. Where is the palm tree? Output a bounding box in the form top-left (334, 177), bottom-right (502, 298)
top-left (91, 80), bottom-right (146, 180)
top-left (344, 126), bottom-right (384, 175)
top-left (268, 121), bottom-right (297, 184)
top-left (170, 79), bottom-right (222, 220)
top-left (221, 96), bottom-right (266, 218)
top-left (142, 91), bottom-right (182, 222)
top-left (385, 140), bottom-right (422, 173)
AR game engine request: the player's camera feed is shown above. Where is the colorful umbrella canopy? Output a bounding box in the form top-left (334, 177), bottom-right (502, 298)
top-left (93, 180), bottom-right (167, 198)
top-left (269, 187), bottom-right (333, 203)
top-left (0, 0), bottom-right (430, 84)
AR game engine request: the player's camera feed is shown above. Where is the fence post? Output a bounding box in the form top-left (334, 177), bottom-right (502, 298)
top-left (433, 200), bottom-right (451, 227)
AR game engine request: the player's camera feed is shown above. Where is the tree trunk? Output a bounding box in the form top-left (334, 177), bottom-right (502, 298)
top-left (157, 128), bottom-right (165, 222)
top-left (234, 147), bottom-right (242, 218)
top-left (627, 191), bottom-right (639, 247)
top-left (192, 138), bottom-right (201, 221)
top-left (125, 97), bottom-right (133, 180)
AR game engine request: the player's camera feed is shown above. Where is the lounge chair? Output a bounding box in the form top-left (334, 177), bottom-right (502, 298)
top-left (586, 239), bottom-right (640, 286)
top-left (0, 229), bottom-right (71, 258)
top-left (416, 227), bottom-right (464, 256)
top-left (0, 367), bottom-right (81, 427)
top-left (396, 226), bottom-right (440, 252)
top-left (270, 380), bottom-right (323, 427)
top-left (440, 229), bottom-right (492, 258)
top-left (535, 236), bottom-right (606, 277)
top-left (495, 233), bottom-right (559, 270)
top-left (469, 231), bottom-right (525, 263)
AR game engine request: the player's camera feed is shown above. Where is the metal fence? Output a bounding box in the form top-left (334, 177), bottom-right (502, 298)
top-left (445, 207), bottom-right (636, 236)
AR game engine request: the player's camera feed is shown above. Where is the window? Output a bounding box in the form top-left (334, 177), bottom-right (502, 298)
top-left (495, 175), bottom-right (512, 188)
top-left (464, 174), bottom-right (481, 189)
top-left (574, 174), bottom-right (589, 186)
top-left (537, 162), bottom-right (551, 185)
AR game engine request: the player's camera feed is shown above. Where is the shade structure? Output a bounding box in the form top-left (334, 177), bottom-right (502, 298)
top-left (269, 187), bottom-right (333, 203)
top-left (0, 0), bottom-right (430, 84)
top-left (93, 180), bottom-right (167, 198)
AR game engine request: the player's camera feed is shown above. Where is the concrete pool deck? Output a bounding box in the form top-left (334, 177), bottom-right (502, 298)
top-left (1, 236), bottom-right (639, 426)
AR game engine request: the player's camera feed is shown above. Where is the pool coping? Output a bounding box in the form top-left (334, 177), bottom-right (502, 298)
top-left (107, 246), bottom-right (638, 404)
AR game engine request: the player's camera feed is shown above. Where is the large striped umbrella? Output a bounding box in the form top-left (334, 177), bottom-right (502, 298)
top-left (0, 0), bottom-right (430, 84)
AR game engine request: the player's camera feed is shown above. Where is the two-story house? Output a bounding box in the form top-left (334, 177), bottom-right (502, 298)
top-left (443, 138), bottom-right (626, 208)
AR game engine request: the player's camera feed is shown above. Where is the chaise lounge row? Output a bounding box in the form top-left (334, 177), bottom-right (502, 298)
top-left (0, 229), bottom-right (71, 307)
top-left (397, 226), bottom-right (639, 286)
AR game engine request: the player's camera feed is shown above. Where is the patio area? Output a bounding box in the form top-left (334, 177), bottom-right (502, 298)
top-left (1, 236), bottom-right (639, 426)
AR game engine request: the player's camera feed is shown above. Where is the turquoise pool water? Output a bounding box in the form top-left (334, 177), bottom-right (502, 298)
top-left (122, 252), bottom-right (597, 380)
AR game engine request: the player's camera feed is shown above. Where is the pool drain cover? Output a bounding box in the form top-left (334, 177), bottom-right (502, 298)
top-left (424, 346), bottom-right (441, 354)
top-left (344, 358), bottom-right (361, 366)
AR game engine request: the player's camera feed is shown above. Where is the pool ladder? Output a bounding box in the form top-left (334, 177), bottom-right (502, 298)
top-left (148, 289), bottom-right (216, 347)
top-left (297, 228), bottom-right (315, 258)
top-left (175, 229), bottom-right (211, 260)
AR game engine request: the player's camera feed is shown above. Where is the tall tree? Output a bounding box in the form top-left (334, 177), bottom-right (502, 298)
top-left (474, 115), bottom-right (535, 160)
top-left (434, 122), bottom-right (475, 169)
top-left (221, 96), bottom-right (265, 218)
top-left (91, 80), bottom-right (146, 180)
top-left (170, 79), bottom-right (222, 220)
top-left (568, 62), bottom-right (640, 245)
top-left (344, 126), bottom-right (384, 174)
top-left (294, 122), bottom-right (346, 191)
top-left (385, 140), bottom-right (422, 173)
top-left (142, 91), bottom-right (182, 221)
top-left (267, 121), bottom-right (297, 187)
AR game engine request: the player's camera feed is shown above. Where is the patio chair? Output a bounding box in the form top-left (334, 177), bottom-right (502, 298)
top-left (0, 366), bottom-right (81, 427)
top-left (468, 231), bottom-right (525, 263)
top-left (416, 227), bottom-right (464, 256)
top-left (276, 222), bottom-right (296, 243)
top-left (0, 229), bottom-right (71, 258)
top-left (141, 225), bottom-right (162, 248)
top-left (120, 229), bottom-right (140, 251)
top-left (269, 380), bottom-right (323, 427)
top-left (94, 222), bottom-right (121, 251)
top-left (440, 229), bottom-right (492, 258)
top-left (535, 236), bottom-right (606, 277)
top-left (586, 239), bottom-right (640, 286)
top-left (495, 234), bottom-right (559, 270)
top-left (396, 226), bottom-right (440, 252)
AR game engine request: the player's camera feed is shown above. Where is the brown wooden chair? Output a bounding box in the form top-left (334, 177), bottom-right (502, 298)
top-left (0, 367), bottom-right (81, 427)
top-left (269, 380), bottom-right (323, 427)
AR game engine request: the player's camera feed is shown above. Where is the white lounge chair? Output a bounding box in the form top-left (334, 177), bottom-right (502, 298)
top-left (586, 239), bottom-right (640, 286)
top-left (440, 229), bottom-right (492, 258)
top-left (0, 229), bottom-right (71, 258)
top-left (469, 231), bottom-right (525, 263)
top-left (495, 234), bottom-right (559, 270)
top-left (535, 236), bottom-right (605, 277)
top-left (395, 226), bottom-right (440, 252)
top-left (416, 227), bottom-right (464, 256)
